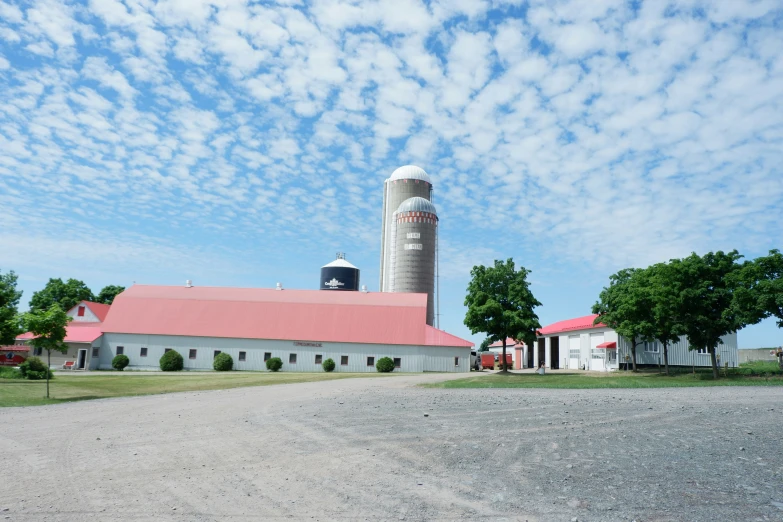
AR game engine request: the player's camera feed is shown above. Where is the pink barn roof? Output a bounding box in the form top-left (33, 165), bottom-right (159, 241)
top-left (16, 325), bottom-right (103, 344)
top-left (489, 338), bottom-right (525, 348)
top-left (538, 314), bottom-right (606, 336)
top-left (101, 285), bottom-right (473, 348)
top-left (80, 301), bottom-right (111, 322)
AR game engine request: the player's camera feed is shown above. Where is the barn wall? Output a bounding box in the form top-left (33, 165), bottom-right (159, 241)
top-left (617, 333), bottom-right (738, 368)
top-left (99, 333), bottom-right (471, 373)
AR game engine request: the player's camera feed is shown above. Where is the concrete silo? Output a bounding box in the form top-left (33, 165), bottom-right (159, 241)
top-left (379, 166), bottom-right (432, 292)
top-left (390, 197), bottom-right (438, 326)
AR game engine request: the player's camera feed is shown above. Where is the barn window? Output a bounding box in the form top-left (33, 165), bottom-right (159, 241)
top-left (77, 306), bottom-right (85, 317)
top-left (92, 347), bottom-right (99, 357)
top-left (213, 350), bottom-right (221, 359)
top-left (315, 354), bottom-right (322, 364)
top-left (239, 351), bottom-right (246, 362)
top-left (264, 352), bottom-right (271, 361)
top-left (454, 357), bottom-right (459, 366)
top-left (696, 347), bottom-right (709, 354)
top-left (34, 347), bottom-right (42, 356)
top-left (189, 349), bottom-right (197, 359)
top-left (393, 357), bottom-right (401, 369)
top-left (643, 341), bottom-right (658, 353)
top-left (116, 346), bottom-right (124, 356)
top-left (140, 347), bottom-right (148, 357)
top-left (289, 353), bottom-right (297, 364)
top-left (367, 356), bottom-right (374, 366)
top-left (341, 356), bottom-right (349, 365)
top-left (164, 348), bottom-right (172, 353)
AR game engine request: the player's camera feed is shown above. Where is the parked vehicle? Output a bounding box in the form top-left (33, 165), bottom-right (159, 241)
top-left (481, 353), bottom-right (495, 370)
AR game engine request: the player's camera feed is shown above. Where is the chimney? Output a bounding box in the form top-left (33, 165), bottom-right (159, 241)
top-left (276, 282), bottom-right (283, 290)
top-left (361, 285), bottom-right (368, 293)
top-left (185, 280), bottom-right (193, 288)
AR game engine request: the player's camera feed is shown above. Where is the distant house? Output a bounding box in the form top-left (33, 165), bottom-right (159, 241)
top-left (535, 314), bottom-right (738, 371)
top-left (16, 301), bottom-right (108, 370)
top-left (487, 338), bottom-right (528, 369)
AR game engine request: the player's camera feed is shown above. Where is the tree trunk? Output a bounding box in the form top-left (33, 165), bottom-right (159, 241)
top-left (501, 339), bottom-right (508, 373)
top-left (663, 341), bottom-right (670, 376)
top-left (631, 338), bottom-right (638, 372)
top-left (710, 346), bottom-right (719, 379)
top-left (46, 349), bottom-right (50, 399)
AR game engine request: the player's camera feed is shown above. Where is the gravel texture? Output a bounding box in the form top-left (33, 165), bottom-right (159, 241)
top-left (1, 373), bottom-right (782, 521)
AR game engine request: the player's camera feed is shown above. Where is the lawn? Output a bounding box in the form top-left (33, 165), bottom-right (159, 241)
top-left (0, 371), bottom-right (391, 407)
top-left (425, 362), bottom-right (783, 389)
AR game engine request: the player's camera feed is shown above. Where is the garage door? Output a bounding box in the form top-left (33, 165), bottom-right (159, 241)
top-left (568, 335), bottom-right (580, 369)
top-left (589, 333), bottom-right (605, 371)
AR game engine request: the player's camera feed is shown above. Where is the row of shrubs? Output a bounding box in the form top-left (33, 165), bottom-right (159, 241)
top-left (264, 356), bottom-right (397, 373)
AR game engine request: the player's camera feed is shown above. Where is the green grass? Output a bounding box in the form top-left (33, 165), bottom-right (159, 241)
top-left (0, 371), bottom-right (393, 407)
top-left (424, 363), bottom-right (783, 389)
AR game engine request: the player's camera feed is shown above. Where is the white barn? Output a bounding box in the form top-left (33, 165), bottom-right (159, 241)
top-left (536, 314), bottom-right (738, 371)
top-left (97, 285), bottom-right (473, 373)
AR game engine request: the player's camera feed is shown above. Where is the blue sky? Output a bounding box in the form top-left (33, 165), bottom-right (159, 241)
top-left (1, 0), bottom-right (781, 348)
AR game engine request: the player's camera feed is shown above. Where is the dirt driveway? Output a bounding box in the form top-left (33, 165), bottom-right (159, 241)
top-left (1, 374), bottom-right (782, 521)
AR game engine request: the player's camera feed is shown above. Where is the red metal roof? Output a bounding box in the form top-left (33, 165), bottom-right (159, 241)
top-left (538, 314), bottom-right (606, 336)
top-left (81, 301), bottom-right (111, 322)
top-left (16, 325), bottom-right (103, 344)
top-left (101, 285), bottom-right (473, 348)
top-left (488, 338), bottom-right (525, 348)
top-left (596, 341), bottom-right (617, 349)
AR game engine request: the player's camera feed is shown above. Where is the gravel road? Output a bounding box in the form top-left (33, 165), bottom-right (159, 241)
top-left (1, 373), bottom-right (782, 521)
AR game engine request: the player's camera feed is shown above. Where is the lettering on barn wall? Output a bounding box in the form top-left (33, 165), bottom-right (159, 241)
top-left (294, 341), bottom-right (323, 347)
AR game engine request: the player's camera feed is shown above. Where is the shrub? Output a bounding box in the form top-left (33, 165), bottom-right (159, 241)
top-left (322, 358), bottom-right (336, 372)
top-left (376, 357), bottom-right (395, 373)
top-left (112, 354), bottom-right (130, 371)
top-left (266, 357), bottom-right (283, 372)
top-left (0, 366), bottom-right (23, 379)
top-left (19, 356), bottom-right (53, 380)
top-left (159, 350), bottom-right (184, 371)
top-left (213, 352), bottom-right (233, 371)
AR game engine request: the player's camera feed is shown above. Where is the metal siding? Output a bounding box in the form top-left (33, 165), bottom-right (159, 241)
top-left (617, 333), bottom-right (738, 368)
top-left (100, 334), bottom-right (470, 373)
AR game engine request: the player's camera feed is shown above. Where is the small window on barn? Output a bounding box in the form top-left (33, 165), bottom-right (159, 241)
top-left (697, 347), bottom-right (709, 354)
top-left (289, 353), bottom-right (297, 364)
top-left (165, 348), bottom-right (172, 353)
top-left (189, 349), bottom-right (197, 359)
top-left (34, 347), bottom-right (43, 356)
top-left (116, 346), bottom-right (124, 356)
top-left (315, 354), bottom-right (322, 364)
top-left (454, 357), bottom-right (459, 366)
top-left (367, 356), bottom-right (374, 366)
top-left (214, 350), bottom-right (221, 359)
top-left (341, 356), bottom-right (349, 366)
top-left (264, 352), bottom-right (271, 361)
top-left (239, 351), bottom-right (246, 362)
top-left (92, 347), bottom-right (99, 358)
top-left (140, 347), bottom-right (148, 357)
top-left (77, 306), bottom-right (85, 317)
top-left (393, 357), bottom-right (401, 369)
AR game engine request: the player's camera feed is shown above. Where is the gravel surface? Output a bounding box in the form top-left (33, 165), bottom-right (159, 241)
top-left (1, 374), bottom-right (782, 521)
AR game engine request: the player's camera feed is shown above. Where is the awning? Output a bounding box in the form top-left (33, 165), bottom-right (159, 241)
top-left (596, 341), bottom-right (617, 349)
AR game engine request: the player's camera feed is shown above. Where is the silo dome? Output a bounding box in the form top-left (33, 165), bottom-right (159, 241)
top-left (389, 165), bottom-right (432, 184)
top-left (396, 197), bottom-right (437, 216)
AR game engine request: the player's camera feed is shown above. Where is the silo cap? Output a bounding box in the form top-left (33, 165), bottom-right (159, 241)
top-left (322, 258), bottom-right (359, 269)
top-left (396, 196), bottom-right (437, 215)
top-left (389, 165), bottom-right (431, 184)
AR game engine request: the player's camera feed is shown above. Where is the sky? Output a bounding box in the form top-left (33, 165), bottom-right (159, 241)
top-left (1, 0), bottom-right (782, 349)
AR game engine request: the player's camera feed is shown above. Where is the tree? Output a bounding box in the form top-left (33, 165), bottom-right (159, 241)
top-left (749, 249), bottom-right (783, 328)
top-left (671, 250), bottom-right (750, 379)
top-left (592, 268), bottom-right (651, 372)
top-left (646, 263), bottom-right (686, 376)
top-left (464, 259), bottom-right (542, 373)
top-left (29, 278), bottom-right (94, 313)
top-left (96, 285), bottom-right (125, 305)
top-left (20, 304), bottom-right (71, 398)
top-left (478, 338), bottom-right (492, 352)
top-left (0, 270), bottom-right (23, 345)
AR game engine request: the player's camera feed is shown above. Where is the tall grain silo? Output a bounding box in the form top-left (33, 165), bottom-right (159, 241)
top-left (320, 253), bottom-right (360, 291)
top-left (379, 165), bottom-right (432, 292)
top-left (390, 197), bottom-right (438, 326)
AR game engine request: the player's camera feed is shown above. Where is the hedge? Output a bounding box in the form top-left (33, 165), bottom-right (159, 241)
top-left (160, 350), bottom-right (184, 371)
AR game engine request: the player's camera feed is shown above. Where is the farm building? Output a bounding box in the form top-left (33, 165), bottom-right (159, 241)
top-left (16, 300), bottom-right (108, 370)
top-left (535, 314), bottom-right (738, 371)
top-left (92, 284), bottom-right (473, 372)
top-left (487, 338), bottom-right (528, 369)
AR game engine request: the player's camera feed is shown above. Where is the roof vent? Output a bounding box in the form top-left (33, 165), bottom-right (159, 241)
top-left (361, 285), bottom-right (368, 293)
top-left (185, 280), bottom-right (193, 288)
top-left (276, 282), bottom-right (283, 290)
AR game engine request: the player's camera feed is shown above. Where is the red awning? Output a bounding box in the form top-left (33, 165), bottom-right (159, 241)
top-left (596, 341), bottom-right (617, 349)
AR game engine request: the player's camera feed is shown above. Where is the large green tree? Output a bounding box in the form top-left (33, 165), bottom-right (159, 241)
top-left (29, 278), bottom-right (94, 313)
top-left (0, 270), bottom-right (23, 345)
top-left (671, 250), bottom-right (750, 379)
top-left (20, 304), bottom-right (71, 398)
top-left (592, 268), bottom-right (651, 372)
top-left (96, 285), bottom-right (125, 305)
top-left (646, 263), bottom-right (686, 376)
top-left (751, 249), bottom-right (783, 328)
top-left (464, 259), bottom-right (541, 373)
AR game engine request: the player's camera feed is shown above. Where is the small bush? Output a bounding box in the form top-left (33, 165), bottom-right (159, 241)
top-left (19, 356), bottom-right (53, 380)
top-left (213, 352), bottom-right (233, 371)
top-left (322, 358), bottom-right (336, 372)
top-left (159, 350), bottom-right (184, 371)
top-left (266, 357), bottom-right (283, 372)
top-left (376, 357), bottom-right (395, 373)
top-left (112, 354), bottom-right (130, 371)
top-left (0, 366), bottom-right (23, 379)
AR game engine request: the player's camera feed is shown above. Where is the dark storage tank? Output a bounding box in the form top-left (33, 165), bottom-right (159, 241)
top-left (320, 253), bottom-right (360, 291)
